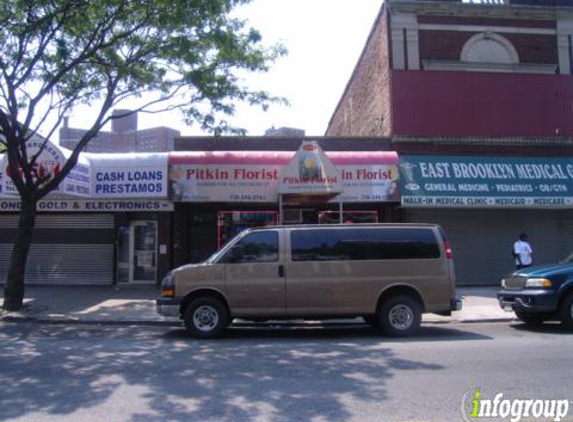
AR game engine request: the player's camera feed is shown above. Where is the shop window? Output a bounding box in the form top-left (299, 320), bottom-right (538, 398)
top-left (318, 211), bottom-right (379, 224)
top-left (217, 211), bottom-right (278, 248)
top-left (116, 226), bottom-right (130, 283)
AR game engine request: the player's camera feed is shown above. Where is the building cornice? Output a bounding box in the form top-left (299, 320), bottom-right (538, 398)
top-left (392, 136), bottom-right (573, 146)
top-left (422, 60), bottom-right (558, 73)
top-left (388, 1), bottom-right (573, 21)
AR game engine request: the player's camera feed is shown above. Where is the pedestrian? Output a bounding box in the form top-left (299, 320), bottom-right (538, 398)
top-left (513, 233), bottom-right (533, 270)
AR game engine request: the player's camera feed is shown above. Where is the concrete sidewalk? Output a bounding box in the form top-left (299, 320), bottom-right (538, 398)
top-left (0, 284), bottom-right (515, 326)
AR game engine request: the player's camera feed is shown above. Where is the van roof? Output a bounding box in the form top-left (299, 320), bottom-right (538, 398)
top-left (248, 223), bottom-right (441, 231)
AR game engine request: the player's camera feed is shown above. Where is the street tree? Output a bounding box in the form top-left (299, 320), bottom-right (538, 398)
top-left (0, 0), bottom-right (285, 311)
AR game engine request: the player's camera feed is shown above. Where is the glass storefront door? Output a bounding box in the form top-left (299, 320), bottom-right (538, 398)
top-left (117, 221), bottom-right (157, 284)
top-left (117, 225), bottom-right (130, 283)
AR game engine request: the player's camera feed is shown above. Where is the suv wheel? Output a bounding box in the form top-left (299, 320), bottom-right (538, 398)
top-left (515, 310), bottom-right (544, 326)
top-left (184, 297), bottom-right (229, 338)
top-left (559, 293), bottom-right (573, 330)
top-left (378, 295), bottom-right (422, 337)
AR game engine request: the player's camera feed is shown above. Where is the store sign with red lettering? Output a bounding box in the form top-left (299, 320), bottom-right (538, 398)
top-left (168, 149), bottom-right (400, 203)
top-left (279, 141), bottom-right (342, 196)
top-left (1, 139), bottom-right (91, 198)
top-left (1, 139), bottom-right (65, 196)
top-left (169, 154), bottom-right (284, 202)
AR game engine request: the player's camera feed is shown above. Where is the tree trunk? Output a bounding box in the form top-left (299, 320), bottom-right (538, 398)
top-left (3, 197), bottom-right (37, 312)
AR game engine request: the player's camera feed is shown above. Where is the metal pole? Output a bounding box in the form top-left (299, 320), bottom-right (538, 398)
top-left (279, 194), bottom-right (283, 225)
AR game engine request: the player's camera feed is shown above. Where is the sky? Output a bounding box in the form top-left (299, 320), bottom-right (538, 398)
top-left (62, 0), bottom-right (384, 139)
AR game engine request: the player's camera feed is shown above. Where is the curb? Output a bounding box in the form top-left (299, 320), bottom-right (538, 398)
top-left (1, 315), bottom-right (516, 327)
top-left (426, 318), bottom-right (516, 324)
top-left (1, 315), bottom-right (181, 327)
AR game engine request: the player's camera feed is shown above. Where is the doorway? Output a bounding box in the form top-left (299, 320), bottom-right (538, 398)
top-left (117, 221), bottom-right (157, 284)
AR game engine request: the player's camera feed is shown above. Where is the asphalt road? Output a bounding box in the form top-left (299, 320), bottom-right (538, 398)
top-left (0, 320), bottom-right (572, 422)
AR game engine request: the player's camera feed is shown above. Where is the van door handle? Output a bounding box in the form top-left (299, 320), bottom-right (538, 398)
top-left (278, 264), bottom-right (285, 278)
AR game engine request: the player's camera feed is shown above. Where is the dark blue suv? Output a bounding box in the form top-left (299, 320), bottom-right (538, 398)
top-left (497, 253), bottom-right (573, 328)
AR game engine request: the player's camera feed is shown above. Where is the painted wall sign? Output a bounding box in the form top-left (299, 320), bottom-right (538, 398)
top-left (169, 150), bottom-right (400, 203)
top-left (400, 155), bottom-right (573, 208)
top-left (0, 199), bottom-right (173, 212)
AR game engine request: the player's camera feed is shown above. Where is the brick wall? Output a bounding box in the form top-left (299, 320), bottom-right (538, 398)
top-left (325, 7), bottom-right (392, 137)
top-left (419, 30), bottom-right (558, 64)
top-left (418, 16), bottom-right (556, 29)
top-left (419, 31), bottom-right (473, 61)
top-left (391, 70), bottom-right (573, 137)
top-left (326, 0), bottom-right (570, 139)
top-left (397, 0), bottom-right (572, 5)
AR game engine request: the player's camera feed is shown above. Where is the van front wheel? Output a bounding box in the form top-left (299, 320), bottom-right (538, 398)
top-left (378, 295), bottom-right (421, 337)
top-left (184, 297), bottom-right (229, 338)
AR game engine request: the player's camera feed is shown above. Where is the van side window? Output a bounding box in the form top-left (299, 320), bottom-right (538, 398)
top-left (221, 231), bottom-right (279, 263)
top-left (291, 228), bottom-right (440, 261)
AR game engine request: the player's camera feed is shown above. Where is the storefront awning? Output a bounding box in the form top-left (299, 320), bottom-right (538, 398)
top-left (168, 149), bottom-right (399, 203)
top-left (1, 141), bottom-right (171, 200)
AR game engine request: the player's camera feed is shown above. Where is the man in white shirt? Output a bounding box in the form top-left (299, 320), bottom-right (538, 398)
top-left (514, 233), bottom-right (533, 270)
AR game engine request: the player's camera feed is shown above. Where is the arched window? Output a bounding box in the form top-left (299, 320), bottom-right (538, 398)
top-left (461, 32), bottom-right (519, 64)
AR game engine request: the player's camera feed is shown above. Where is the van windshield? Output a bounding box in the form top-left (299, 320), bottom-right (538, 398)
top-left (204, 231), bottom-right (247, 264)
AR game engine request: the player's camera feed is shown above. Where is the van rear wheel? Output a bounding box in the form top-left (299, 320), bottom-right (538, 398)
top-left (378, 295), bottom-right (421, 337)
top-left (184, 297), bottom-right (229, 339)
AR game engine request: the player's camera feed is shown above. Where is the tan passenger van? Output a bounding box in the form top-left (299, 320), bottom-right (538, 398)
top-left (157, 224), bottom-right (461, 338)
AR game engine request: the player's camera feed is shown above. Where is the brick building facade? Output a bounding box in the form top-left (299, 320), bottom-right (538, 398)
top-left (327, 0), bottom-right (573, 139)
top-left (326, 0), bottom-right (573, 286)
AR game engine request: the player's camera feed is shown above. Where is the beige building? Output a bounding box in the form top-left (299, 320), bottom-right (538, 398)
top-left (60, 109), bottom-right (180, 153)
